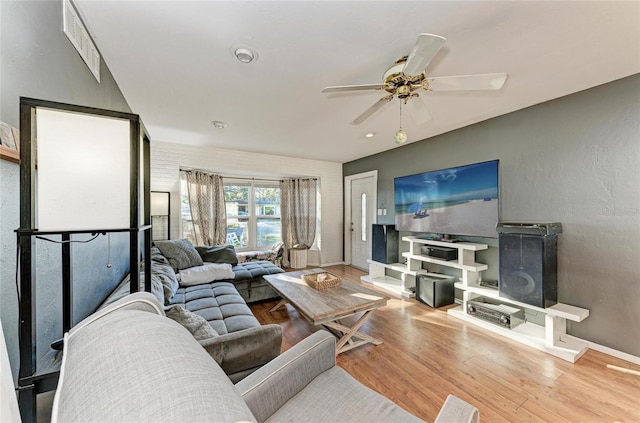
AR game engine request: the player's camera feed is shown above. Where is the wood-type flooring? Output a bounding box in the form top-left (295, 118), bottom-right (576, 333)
top-left (250, 264), bottom-right (640, 423)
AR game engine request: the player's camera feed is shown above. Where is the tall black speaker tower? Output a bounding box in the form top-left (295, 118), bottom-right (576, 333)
top-left (372, 224), bottom-right (399, 264)
top-left (497, 222), bottom-right (562, 308)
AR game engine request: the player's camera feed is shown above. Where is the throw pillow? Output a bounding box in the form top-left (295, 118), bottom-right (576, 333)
top-left (178, 263), bottom-right (235, 286)
top-left (154, 239), bottom-right (203, 271)
top-left (195, 245), bottom-right (239, 265)
top-left (150, 246), bottom-right (170, 264)
top-left (164, 305), bottom-right (219, 341)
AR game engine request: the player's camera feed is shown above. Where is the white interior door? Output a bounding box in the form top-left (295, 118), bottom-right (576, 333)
top-left (346, 173), bottom-right (376, 270)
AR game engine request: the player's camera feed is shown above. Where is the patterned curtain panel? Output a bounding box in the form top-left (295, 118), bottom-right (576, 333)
top-left (280, 178), bottom-right (318, 267)
top-left (183, 170), bottom-right (226, 246)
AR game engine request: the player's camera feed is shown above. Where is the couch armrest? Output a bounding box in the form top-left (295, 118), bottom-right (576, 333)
top-left (235, 330), bottom-right (336, 423)
top-left (434, 395), bottom-right (480, 423)
top-left (199, 324), bottom-right (282, 376)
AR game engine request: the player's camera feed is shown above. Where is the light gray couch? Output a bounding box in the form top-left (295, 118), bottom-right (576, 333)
top-left (52, 292), bottom-right (479, 423)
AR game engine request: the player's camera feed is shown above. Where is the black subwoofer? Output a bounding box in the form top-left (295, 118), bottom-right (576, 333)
top-left (416, 274), bottom-right (455, 308)
top-left (497, 222), bottom-right (562, 309)
top-left (372, 224), bottom-right (399, 264)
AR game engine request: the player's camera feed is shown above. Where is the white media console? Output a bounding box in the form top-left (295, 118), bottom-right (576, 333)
top-left (362, 236), bottom-right (590, 362)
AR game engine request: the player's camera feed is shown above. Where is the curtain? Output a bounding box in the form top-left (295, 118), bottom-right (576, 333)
top-left (183, 170), bottom-right (226, 246)
top-left (280, 178), bottom-right (317, 267)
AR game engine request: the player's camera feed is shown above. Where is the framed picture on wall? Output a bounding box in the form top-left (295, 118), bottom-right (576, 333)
top-left (0, 121), bottom-right (18, 150)
top-left (11, 127), bottom-right (20, 151)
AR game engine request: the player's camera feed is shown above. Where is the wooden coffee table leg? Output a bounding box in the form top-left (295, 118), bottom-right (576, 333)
top-left (269, 298), bottom-right (289, 312)
top-left (322, 309), bottom-right (382, 354)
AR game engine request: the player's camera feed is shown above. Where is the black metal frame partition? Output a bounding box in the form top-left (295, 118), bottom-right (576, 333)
top-left (16, 98), bottom-right (152, 423)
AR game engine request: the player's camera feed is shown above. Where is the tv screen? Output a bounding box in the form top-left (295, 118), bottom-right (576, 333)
top-left (394, 160), bottom-right (499, 238)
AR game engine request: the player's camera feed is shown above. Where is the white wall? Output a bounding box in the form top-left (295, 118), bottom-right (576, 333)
top-left (150, 141), bottom-right (344, 266)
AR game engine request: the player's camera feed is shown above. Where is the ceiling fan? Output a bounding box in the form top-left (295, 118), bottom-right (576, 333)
top-left (322, 33), bottom-right (508, 128)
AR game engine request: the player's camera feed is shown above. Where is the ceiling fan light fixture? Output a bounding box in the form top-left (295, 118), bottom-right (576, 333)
top-left (394, 129), bottom-right (407, 145)
top-left (365, 132), bottom-right (376, 138)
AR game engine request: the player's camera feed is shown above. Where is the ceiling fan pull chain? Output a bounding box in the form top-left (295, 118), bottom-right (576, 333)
top-left (394, 100), bottom-right (408, 145)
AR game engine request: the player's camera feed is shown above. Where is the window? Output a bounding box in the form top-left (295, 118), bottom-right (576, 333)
top-left (181, 178), bottom-right (281, 250)
top-left (361, 193), bottom-right (367, 242)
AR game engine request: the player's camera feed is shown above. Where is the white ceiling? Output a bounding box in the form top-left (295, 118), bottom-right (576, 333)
top-left (74, 1), bottom-right (640, 163)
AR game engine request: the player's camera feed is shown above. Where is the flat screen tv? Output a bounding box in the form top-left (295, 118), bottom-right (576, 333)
top-left (394, 160), bottom-right (499, 238)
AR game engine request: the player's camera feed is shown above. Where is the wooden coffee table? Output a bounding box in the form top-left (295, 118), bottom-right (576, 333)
top-left (263, 268), bottom-right (389, 355)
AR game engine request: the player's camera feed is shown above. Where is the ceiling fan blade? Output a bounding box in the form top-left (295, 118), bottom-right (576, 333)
top-left (426, 73), bottom-right (508, 91)
top-left (322, 83), bottom-right (387, 93)
top-left (402, 33), bottom-right (447, 77)
top-left (351, 95), bottom-right (394, 125)
top-left (406, 95), bottom-right (432, 126)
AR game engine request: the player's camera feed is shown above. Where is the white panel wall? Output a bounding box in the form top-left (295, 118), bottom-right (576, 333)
top-left (150, 141), bottom-right (344, 266)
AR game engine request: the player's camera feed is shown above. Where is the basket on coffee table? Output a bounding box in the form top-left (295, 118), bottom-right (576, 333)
top-left (302, 272), bottom-right (342, 290)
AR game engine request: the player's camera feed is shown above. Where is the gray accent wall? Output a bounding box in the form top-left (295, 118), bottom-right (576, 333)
top-left (344, 74), bottom-right (640, 358)
top-left (1, 0), bottom-right (132, 381)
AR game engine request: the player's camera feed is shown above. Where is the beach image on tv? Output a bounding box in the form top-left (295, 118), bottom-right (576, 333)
top-left (394, 160), bottom-right (499, 238)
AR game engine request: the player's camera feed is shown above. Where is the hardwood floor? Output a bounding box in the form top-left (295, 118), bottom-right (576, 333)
top-left (251, 264), bottom-right (640, 422)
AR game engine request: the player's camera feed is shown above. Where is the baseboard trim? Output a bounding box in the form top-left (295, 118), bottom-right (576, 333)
top-left (320, 261), bottom-right (345, 267)
top-left (567, 335), bottom-right (640, 365)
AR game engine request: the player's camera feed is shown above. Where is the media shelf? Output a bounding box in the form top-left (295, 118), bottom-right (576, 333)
top-left (447, 307), bottom-right (589, 362)
top-left (362, 235), bottom-right (590, 362)
top-left (361, 260), bottom-right (416, 298)
top-left (449, 282), bottom-right (590, 363)
top-left (362, 237), bottom-right (489, 298)
top-left (403, 236), bottom-right (488, 284)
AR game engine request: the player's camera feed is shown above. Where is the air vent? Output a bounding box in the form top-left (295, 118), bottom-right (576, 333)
top-left (63, 0), bottom-right (100, 82)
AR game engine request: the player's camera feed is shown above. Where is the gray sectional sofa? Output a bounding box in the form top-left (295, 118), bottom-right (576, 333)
top-left (52, 292), bottom-right (480, 423)
top-left (98, 240), bottom-right (285, 382)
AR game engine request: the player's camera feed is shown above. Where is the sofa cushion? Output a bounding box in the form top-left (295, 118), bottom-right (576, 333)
top-left (196, 244), bottom-right (239, 265)
top-left (232, 261), bottom-right (284, 282)
top-left (170, 282), bottom-right (260, 335)
top-left (265, 366), bottom-right (421, 422)
top-left (154, 239), bottom-right (203, 271)
top-left (165, 305), bottom-right (219, 341)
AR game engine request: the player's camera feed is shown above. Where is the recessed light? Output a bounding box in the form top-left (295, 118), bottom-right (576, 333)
top-left (365, 132), bottom-right (376, 138)
top-left (211, 121), bottom-right (227, 129)
top-left (233, 47), bottom-right (257, 64)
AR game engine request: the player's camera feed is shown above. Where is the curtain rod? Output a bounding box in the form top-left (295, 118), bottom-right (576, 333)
top-left (179, 168), bottom-right (317, 182)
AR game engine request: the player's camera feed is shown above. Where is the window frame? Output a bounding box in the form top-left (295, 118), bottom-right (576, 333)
top-left (180, 176), bottom-right (281, 250)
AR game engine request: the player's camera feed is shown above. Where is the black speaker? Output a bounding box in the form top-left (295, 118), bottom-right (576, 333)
top-left (372, 224), bottom-right (399, 264)
top-left (498, 232), bottom-right (559, 308)
top-left (416, 275), bottom-right (455, 308)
